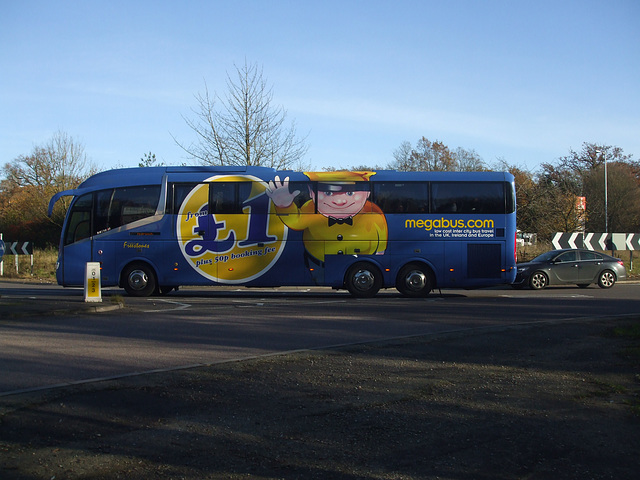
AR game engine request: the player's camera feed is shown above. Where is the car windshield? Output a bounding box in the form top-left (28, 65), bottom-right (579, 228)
top-left (532, 251), bottom-right (562, 262)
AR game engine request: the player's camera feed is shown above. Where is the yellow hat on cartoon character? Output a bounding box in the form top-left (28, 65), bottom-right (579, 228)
top-left (305, 171), bottom-right (376, 192)
top-left (304, 171), bottom-right (376, 183)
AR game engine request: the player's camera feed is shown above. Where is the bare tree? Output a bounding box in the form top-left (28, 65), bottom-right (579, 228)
top-left (176, 62), bottom-right (308, 169)
top-left (390, 137), bottom-right (483, 172)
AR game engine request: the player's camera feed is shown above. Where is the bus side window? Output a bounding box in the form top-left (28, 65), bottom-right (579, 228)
top-left (94, 189), bottom-right (115, 234)
top-left (115, 186), bottom-right (161, 225)
top-left (372, 182), bottom-right (429, 213)
top-left (210, 183), bottom-right (237, 214)
top-left (431, 182), bottom-right (506, 214)
top-left (170, 183), bottom-right (200, 214)
top-left (288, 182), bottom-right (312, 209)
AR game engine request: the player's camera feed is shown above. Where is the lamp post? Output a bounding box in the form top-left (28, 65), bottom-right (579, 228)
top-left (596, 149), bottom-right (608, 233)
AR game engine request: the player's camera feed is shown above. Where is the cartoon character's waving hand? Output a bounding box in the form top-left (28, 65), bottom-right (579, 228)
top-left (266, 176), bottom-right (300, 209)
top-left (266, 171), bottom-right (388, 279)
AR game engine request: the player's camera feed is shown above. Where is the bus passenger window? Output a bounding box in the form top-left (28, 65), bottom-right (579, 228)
top-left (372, 182), bottom-right (429, 213)
top-left (170, 183), bottom-right (200, 214)
top-left (113, 186), bottom-right (161, 226)
top-left (287, 182), bottom-right (312, 208)
top-left (431, 182), bottom-right (506, 214)
top-left (210, 183), bottom-right (237, 214)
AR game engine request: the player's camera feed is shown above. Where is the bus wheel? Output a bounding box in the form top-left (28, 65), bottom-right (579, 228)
top-left (396, 263), bottom-right (432, 297)
top-left (123, 263), bottom-right (157, 297)
top-left (345, 262), bottom-right (382, 298)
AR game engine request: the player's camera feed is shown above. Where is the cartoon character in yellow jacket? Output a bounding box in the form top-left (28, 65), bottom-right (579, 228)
top-left (266, 171), bottom-right (388, 280)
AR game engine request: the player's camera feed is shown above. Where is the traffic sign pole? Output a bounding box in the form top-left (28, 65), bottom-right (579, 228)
top-left (0, 233), bottom-right (4, 276)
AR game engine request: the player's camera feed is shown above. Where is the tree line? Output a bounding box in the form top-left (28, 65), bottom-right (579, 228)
top-left (1, 62), bottom-right (638, 248)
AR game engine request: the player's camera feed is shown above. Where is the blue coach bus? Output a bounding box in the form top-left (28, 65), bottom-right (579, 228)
top-left (48, 166), bottom-right (517, 297)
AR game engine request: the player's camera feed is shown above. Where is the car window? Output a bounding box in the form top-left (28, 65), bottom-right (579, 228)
top-left (556, 251), bottom-right (577, 262)
top-left (580, 251), bottom-right (602, 261)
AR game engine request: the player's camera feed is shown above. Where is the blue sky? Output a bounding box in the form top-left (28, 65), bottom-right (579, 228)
top-left (1, 0), bottom-right (638, 175)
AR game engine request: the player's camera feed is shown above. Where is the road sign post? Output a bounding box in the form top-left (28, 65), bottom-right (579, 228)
top-left (0, 234), bottom-right (4, 276)
top-left (84, 262), bottom-right (102, 303)
top-left (1, 241), bottom-right (34, 275)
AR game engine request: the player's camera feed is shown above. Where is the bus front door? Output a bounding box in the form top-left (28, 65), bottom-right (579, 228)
top-left (60, 237), bottom-right (93, 286)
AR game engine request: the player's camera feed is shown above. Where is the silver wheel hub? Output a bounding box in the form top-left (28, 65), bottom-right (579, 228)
top-left (405, 270), bottom-right (427, 291)
top-left (128, 270), bottom-right (149, 291)
top-left (353, 270), bottom-right (375, 291)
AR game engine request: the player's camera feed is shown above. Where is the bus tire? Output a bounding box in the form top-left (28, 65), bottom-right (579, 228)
top-left (122, 262), bottom-right (157, 297)
top-left (345, 262), bottom-right (382, 298)
top-left (396, 263), bottom-right (433, 297)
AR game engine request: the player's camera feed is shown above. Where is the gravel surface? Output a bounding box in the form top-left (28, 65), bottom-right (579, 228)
top-left (1, 318), bottom-right (639, 479)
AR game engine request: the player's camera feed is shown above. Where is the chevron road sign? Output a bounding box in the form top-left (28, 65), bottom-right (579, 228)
top-left (627, 233), bottom-right (640, 251)
top-left (583, 232), bottom-right (608, 250)
top-left (6, 241), bottom-right (33, 255)
top-left (552, 232), bottom-right (639, 251)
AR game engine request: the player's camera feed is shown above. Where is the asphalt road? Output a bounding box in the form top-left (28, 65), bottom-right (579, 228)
top-left (1, 281), bottom-right (639, 396)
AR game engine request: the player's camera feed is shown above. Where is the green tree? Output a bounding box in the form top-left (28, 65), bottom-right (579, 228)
top-left (553, 142), bottom-right (638, 233)
top-left (0, 131), bottom-right (97, 246)
top-left (583, 162), bottom-right (640, 232)
top-left (176, 62), bottom-right (308, 169)
top-left (139, 152), bottom-right (163, 167)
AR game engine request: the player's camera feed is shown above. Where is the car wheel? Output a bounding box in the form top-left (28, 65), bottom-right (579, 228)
top-left (577, 284), bottom-right (590, 289)
top-left (529, 271), bottom-right (548, 290)
top-left (122, 262), bottom-right (157, 297)
top-left (597, 270), bottom-right (616, 289)
top-left (345, 262), bottom-right (382, 298)
top-left (396, 263), bottom-right (433, 297)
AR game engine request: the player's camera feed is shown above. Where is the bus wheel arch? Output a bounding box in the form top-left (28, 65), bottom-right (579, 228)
top-left (345, 261), bottom-right (383, 298)
top-left (396, 262), bottom-right (435, 297)
top-left (121, 261), bottom-right (158, 297)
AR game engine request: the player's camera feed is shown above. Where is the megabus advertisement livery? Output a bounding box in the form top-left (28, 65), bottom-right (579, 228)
top-left (51, 166), bottom-right (516, 297)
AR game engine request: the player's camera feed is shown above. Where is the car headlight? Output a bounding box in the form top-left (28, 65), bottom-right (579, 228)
top-left (517, 266), bottom-right (529, 272)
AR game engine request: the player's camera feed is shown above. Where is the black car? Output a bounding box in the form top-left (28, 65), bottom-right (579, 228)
top-left (513, 248), bottom-right (627, 289)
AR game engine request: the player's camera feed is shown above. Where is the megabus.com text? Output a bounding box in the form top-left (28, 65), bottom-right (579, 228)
top-left (405, 218), bottom-right (494, 231)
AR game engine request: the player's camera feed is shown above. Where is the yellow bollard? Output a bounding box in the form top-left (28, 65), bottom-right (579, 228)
top-left (84, 262), bottom-right (102, 303)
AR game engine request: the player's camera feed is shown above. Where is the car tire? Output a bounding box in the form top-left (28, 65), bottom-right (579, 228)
top-left (529, 271), bottom-right (548, 290)
top-left (597, 270), bottom-right (616, 289)
top-left (345, 262), bottom-right (382, 298)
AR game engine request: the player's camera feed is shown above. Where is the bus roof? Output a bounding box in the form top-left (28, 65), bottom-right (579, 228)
top-left (48, 166), bottom-right (514, 216)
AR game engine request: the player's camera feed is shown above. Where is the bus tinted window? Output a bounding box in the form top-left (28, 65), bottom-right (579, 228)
top-left (287, 181), bottom-right (313, 208)
top-left (64, 193), bottom-right (92, 245)
top-left (209, 182), bottom-right (255, 214)
top-left (170, 183), bottom-right (199, 214)
top-left (372, 182), bottom-right (429, 213)
top-left (431, 182), bottom-right (506, 214)
top-left (69, 186), bottom-right (160, 243)
top-left (115, 186), bottom-right (160, 225)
